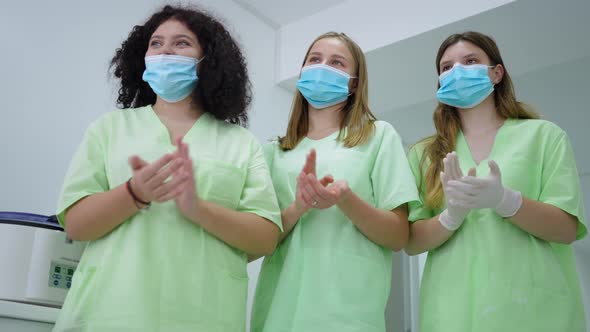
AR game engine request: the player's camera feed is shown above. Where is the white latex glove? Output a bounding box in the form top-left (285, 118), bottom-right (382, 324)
top-left (446, 160), bottom-right (522, 217)
top-left (439, 152), bottom-right (475, 231)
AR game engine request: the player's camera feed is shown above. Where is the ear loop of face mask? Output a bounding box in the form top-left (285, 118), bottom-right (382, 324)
top-left (347, 76), bottom-right (358, 97)
top-left (488, 64), bottom-right (499, 86)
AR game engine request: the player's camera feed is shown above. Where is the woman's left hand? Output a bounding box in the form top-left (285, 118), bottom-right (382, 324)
top-left (173, 136), bottom-right (203, 219)
top-left (445, 160), bottom-right (522, 217)
top-left (298, 172), bottom-right (351, 209)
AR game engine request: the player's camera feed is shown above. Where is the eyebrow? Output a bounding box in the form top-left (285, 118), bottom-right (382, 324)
top-left (308, 52), bottom-right (349, 62)
top-left (439, 59), bottom-right (452, 67)
top-left (331, 54), bottom-right (348, 62)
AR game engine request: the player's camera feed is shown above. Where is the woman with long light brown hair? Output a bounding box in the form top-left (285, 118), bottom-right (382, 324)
top-left (406, 31), bottom-right (587, 331)
top-left (251, 32), bottom-right (418, 331)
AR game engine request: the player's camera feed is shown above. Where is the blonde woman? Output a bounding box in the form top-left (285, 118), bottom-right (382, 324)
top-left (251, 32), bottom-right (418, 332)
top-left (406, 31), bottom-right (587, 332)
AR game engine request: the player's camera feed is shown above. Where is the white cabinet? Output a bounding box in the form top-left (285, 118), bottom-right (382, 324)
top-left (0, 300), bottom-right (58, 332)
top-left (0, 317), bottom-right (54, 332)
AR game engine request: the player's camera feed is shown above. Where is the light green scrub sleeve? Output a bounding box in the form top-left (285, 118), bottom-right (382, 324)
top-left (56, 121), bottom-right (108, 227)
top-left (538, 132), bottom-right (587, 240)
top-left (262, 141), bottom-right (276, 170)
top-left (371, 122), bottom-right (419, 211)
top-left (407, 143), bottom-right (437, 222)
top-left (237, 141), bottom-right (282, 231)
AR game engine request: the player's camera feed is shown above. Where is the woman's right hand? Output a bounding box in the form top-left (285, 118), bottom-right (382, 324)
top-left (127, 152), bottom-right (187, 204)
top-left (439, 152), bottom-right (475, 231)
top-left (274, 149), bottom-right (334, 243)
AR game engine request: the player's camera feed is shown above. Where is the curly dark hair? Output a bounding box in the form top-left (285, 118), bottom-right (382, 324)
top-left (110, 5), bottom-right (251, 126)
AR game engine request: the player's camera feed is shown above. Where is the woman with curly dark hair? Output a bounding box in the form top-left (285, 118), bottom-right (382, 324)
top-left (53, 5), bottom-right (282, 331)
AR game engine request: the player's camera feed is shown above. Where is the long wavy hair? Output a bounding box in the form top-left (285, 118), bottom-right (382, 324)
top-left (279, 32), bottom-right (376, 150)
top-left (420, 31), bottom-right (538, 208)
top-left (110, 5), bottom-right (251, 126)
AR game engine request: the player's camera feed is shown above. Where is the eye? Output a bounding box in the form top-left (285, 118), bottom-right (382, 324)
top-left (308, 56), bottom-right (321, 63)
top-left (332, 59), bottom-right (344, 67)
top-left (150, 40), bottom-right (162, 47)
top-left (441, 65), bottom-right (452, 73)
top-left (176, 40), bottom-right (190, 47)
top-left (466, 58), bottom-right (478, 65)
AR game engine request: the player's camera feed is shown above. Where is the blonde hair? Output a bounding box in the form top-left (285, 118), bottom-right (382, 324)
top-left (279, 32), bottom-right (376, 150)
top-left (420, 31), bottom-right (538, 208)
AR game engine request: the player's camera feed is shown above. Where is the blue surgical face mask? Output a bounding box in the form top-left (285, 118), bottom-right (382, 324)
top-left (436, 63), bottom-right (495, 109)
top-left (296, 64), bottom-right (355, 109)
top-left (142, 54), bottom-right (204, 103)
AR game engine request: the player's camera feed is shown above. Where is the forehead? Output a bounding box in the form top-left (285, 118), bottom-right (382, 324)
top-left (151, 19), bottom-right (196, 38)
top-left (440, 40), bottom-right (486, 63)
top-left (309, 37), bottom-right (354, 60)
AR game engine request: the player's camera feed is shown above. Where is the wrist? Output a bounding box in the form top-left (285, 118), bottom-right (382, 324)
top-left (336, 188), bottom-right (353, 207)
top-left (190, 198), bottom-right (207, 223)
top-left (291, 202), bottom-right (309, 218)
top-left (439, 208), bottom-right (465, 231)
top-left (126, 178), bottom-right (151, 210)
top-left (495, 187), bottom-right (522, 218)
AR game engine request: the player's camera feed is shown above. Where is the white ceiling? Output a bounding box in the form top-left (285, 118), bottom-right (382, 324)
top-left (232, 0), bottom-right (346, 28)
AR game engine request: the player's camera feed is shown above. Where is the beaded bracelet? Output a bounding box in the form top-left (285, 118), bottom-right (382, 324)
top-left (125, 178), bottom-right (151, 209)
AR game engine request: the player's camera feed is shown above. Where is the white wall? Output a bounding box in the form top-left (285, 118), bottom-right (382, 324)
top-left (575, 251), bottom-right (590, 330)
top-left (0, 1), bottom-right (161, 214)
top-left (0, 1), bottom-right (292, 330)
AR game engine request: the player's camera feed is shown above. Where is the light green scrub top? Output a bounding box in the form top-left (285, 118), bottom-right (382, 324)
top-left (53, 106), bottom-right (282, 332)
top-left (251, 121), bottom-right (419, 332)
top-left (408, 119), bottom-right (587, 332)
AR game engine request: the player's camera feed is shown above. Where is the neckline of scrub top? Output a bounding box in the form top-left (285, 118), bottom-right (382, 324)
top-left (146, 105), bottom-right (212, 147)
top-left (305, 129), bottom-right (340, 141)
top-left (456, 118), bottom-right (514, 169)
top-left (299, 128), bottom-right (342, 148)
